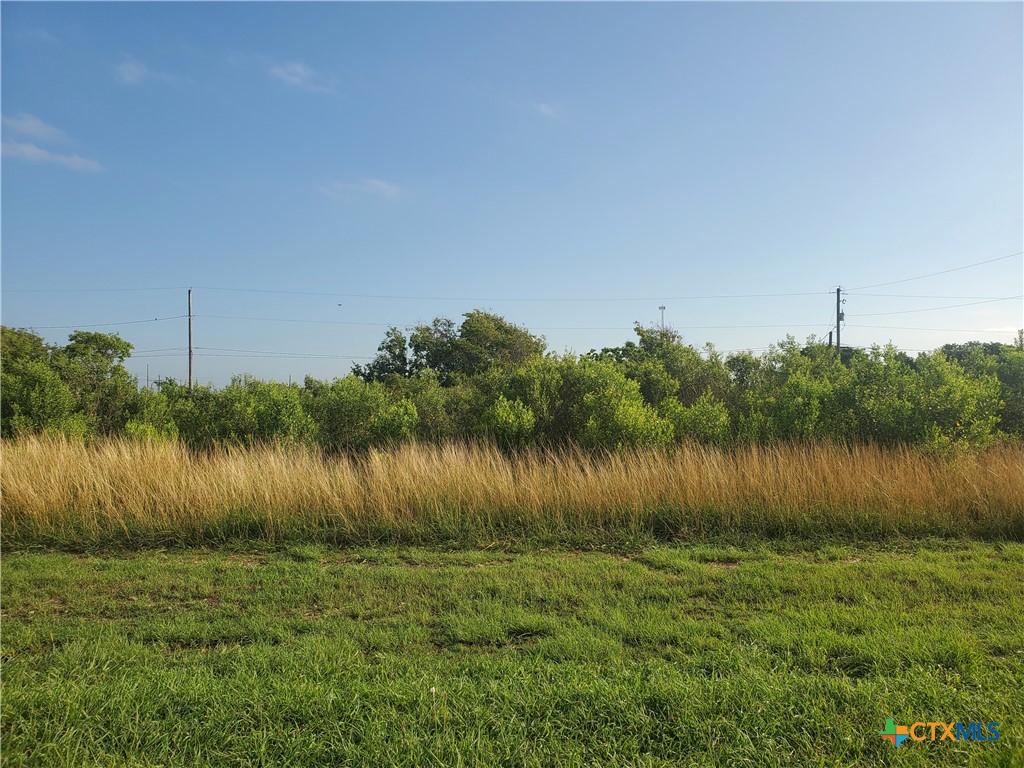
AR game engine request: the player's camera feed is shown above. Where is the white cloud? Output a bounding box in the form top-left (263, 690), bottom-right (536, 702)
top-left (268, 61), bottom-right (334, 93)
top-left (15, 28), bottom-right (58, 44)
top-left (2, 113), bottom-right (69, 144)
top-left (319, 178), bottom-right (401, 200)
top-left (528, 101), bottom-right (564, 119)
top-left (116, 55), bottom-right (174, 86)
top-left (2, 142), bottom-right (102, 172)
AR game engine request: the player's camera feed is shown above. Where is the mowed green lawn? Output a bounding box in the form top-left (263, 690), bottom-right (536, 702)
top-left (2, 543), bottom-right (1022, 767)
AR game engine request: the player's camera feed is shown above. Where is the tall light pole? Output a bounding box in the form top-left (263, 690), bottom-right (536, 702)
top-left (658, 305), bottom-right (666, 330)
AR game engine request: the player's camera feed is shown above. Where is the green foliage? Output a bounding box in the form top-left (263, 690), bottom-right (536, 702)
top-left (489, 356), bottom-right (672, 447)
top-left (1, 318), bottom-right (1017, 451)
top-left (995, 347), bottom-right (1024, 436)
top-left (456, 309), bottom-right (546, 375)
top-left (223, 376), bottom-right (317, 445)
top-left (397, 370), bottom-right (461, 442)
top-left (911, 352), bottom-right (1000, 450)
top-left (303, 376), bottom-right (417, 451)
top-left (597, 325), bottom-right (730, 405)
top-left (1, 328), bottom-right (139, 438)
top-left (572, 359), bottom-right (673, 449)
top-left (1, 327), bottom-right (50, 371)
top-left (159, 383), bottom-right (224, 447)
top-left (124, 389), bottom-right (179, 441)
top-left (352, 326), bottom-right (410, 383)
top-left (1, 360), bottom-right (80, 437)
top-left (483, 395), bottom-right (536, 448)
top-left (852, 347), bottom-right (1000, 449)
top-left (660, 391), bottom-right (731, 445)
top-left (410, 311), bottom-right (545, 383)
top-left (50, 331), bottom-right (139, 435)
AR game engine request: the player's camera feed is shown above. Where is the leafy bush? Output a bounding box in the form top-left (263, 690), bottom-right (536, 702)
top-left (125, 389), bottom-right (179, 441)
top-left (2, 319), bottom-right (1018, 453)
top-left (660, 392), bottom-right (731, 445)
top-left (303, 376), bottom-right (417, 451)
top-left (483, 395), bottom-right (536, 448)
top-left (1, 360), bottom-right (81, 438)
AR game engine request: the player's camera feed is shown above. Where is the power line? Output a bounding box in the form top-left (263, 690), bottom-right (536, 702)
top-left (848, 251), bottom-right (1022, 290)
top-left (19, 314), bottom-right (188, 330)
top-left (195, 345), bottom-right (369, 358)
top-left (195, 351), bottom-right (372, 360)
top-left (198, 313), bottom-right (828, 331)
top-left (853, 296), bottom-right (1022, 317)
top-left (2, 286), bottom-right (188, 294)
top-left (846, 324), bottom-right (1019, 333)
top-left (847, 293), bottom-right (1009, 299)
top-left (4, 284), bottom-right (831, 301)
top-left (194, 287), bottom-right (831, 302)
top-left (201, 314), bottom-right (396, 327)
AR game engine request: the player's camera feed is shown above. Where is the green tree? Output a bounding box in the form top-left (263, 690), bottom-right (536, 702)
top-left (1, 326), bottom-right (51, 371)
top-left (51, 331), bottom-right (138, 435)
top-left (409, 311), bottom-right (545, 384)
top-left (594, 324), bottom-right (730, 405)
top-left (353, 327), bottom-right (411, 383)
top-left (995, 347), bottom-right (1024, 436)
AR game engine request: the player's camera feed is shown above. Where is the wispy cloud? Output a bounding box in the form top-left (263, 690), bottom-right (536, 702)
top-left (116, 55), bottom-right (175, 86)
top-left (1, 142), bottom-right (103, 172)
top-left (14, 28), bottom-right (58, 44)
top-left (526, 101), bottom-right (564, 119)
top-left (2, 113), bottom-right (69, 144)
top-left (319, 178), bottom-right (401, 200)
top-left (268, 61), bottom-right (335, 93)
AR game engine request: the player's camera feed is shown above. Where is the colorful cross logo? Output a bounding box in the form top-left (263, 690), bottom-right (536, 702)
top-left (880, 719), bottom-right (910, 747)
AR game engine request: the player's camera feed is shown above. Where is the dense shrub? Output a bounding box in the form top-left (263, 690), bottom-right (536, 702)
top-left (125, 389), bottom-right (179, 441)
top-left (1, 318), bottom-right (1018, 451)
top-left (660, 392), bottom-right (731, 445)
top-left (302, 376), bottom-right (417, 451)
top-left (483, 395), bottom-right (536, 448)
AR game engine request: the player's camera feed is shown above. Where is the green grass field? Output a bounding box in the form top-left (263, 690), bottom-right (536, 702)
top-left (2, 542), bottom-right (1021, 766)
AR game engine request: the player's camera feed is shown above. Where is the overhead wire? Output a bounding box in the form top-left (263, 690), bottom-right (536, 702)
top-left (195, 346), bottom-right (371, 359)
top-left (197, 314), bottom-right (828, 331)
top-left (846, 324), bottom-right (1018, 333)
top-left (20, 315), bottom-right (188, 330)
top-left (848, 251), bottom-right (1022, 290)
top-left (852, 296), bottom-right (1022, 317)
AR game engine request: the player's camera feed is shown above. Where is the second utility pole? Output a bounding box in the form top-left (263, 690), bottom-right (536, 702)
top-left (835, 287), bottom-right (842, 352)
top-left (188, 288), bottom-right (194, 389)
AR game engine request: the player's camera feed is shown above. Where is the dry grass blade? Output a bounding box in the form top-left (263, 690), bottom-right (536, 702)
top-left (2, 437), bottom-right (1022, 548)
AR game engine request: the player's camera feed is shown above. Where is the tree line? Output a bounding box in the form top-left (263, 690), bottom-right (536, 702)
top-left (3, 311), bottom-right (1023, 451)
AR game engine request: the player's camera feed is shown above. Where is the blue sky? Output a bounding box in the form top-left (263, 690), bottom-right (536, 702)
top-left (2, 2), bottom-right (1021, 387)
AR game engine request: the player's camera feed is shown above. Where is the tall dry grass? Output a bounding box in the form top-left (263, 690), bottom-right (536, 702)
top-left (2, 436), bottom-right (1022, 548)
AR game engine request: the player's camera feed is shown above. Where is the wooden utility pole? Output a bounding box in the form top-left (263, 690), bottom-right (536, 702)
top-left (835, 287), bottom-right (842, 352)
top-left (188, 288), bottom-right (194, 389)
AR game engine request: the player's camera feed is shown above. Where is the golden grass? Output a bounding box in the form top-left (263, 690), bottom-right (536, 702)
top-left (2, 436), bottom-right (1022, 547)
